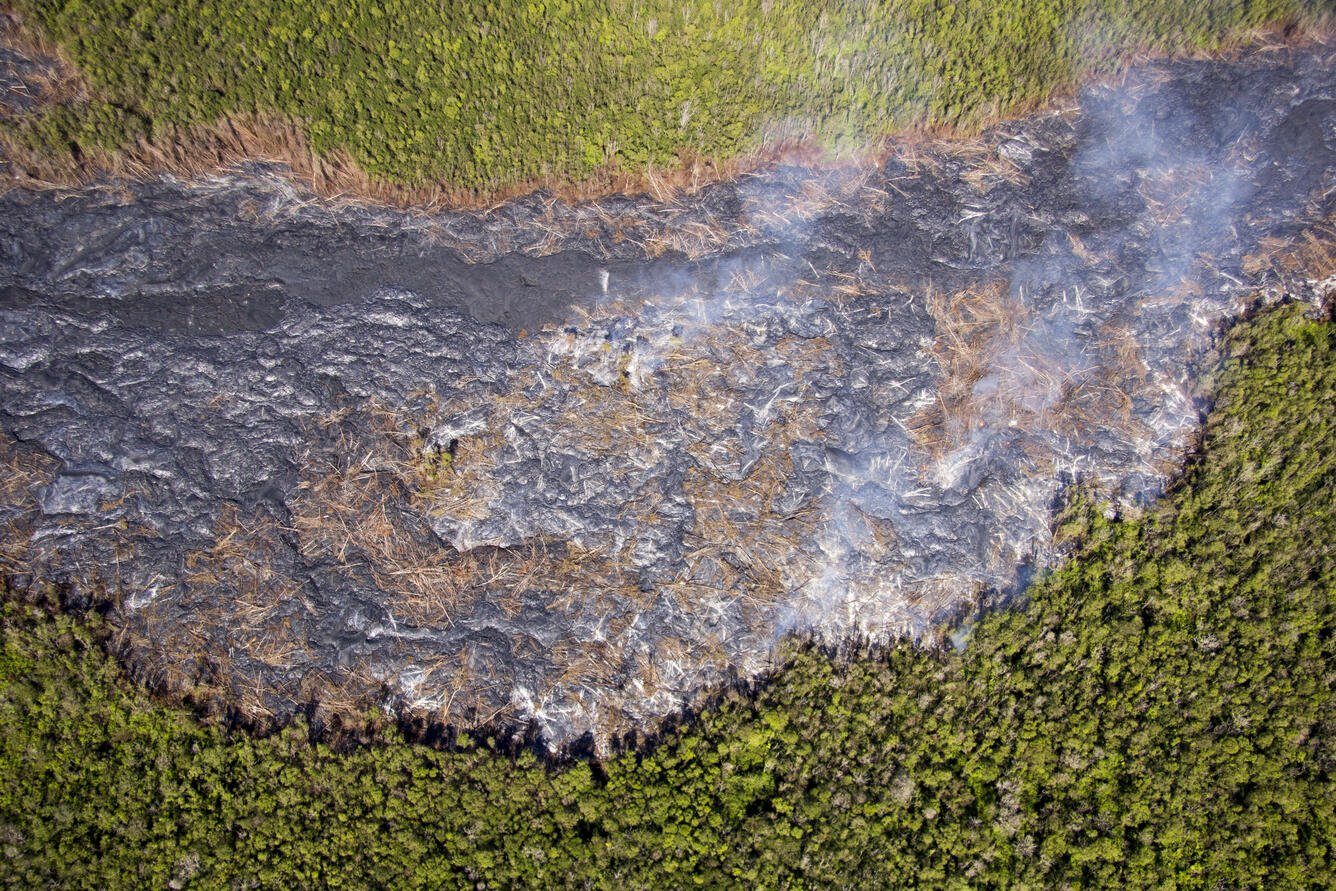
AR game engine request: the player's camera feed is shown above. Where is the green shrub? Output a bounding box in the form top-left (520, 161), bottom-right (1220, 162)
top-left (9, 0), bottom-right (1324, 192)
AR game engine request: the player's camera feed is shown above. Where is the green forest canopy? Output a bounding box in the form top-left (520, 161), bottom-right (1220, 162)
top-left (10, 0), bottom-right (1325, 191)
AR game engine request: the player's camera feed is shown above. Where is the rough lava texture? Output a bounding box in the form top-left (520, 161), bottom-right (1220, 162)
top-left (1, 47), bottom-right (1334, 749)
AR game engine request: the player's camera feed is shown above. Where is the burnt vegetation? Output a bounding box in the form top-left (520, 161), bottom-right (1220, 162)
top-left (2, 295), bottom-right (1335, 887)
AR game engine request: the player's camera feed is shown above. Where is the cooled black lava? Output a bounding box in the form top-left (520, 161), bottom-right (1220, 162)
top-left (1, 48), bottom-right (1333, 749)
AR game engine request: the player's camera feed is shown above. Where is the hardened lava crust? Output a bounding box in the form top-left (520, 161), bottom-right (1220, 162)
top-left (1, 46), bottom-right (1334, 749)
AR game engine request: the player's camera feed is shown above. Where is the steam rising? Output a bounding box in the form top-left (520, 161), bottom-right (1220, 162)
top-left (1, 48), bottom-right (1334, 748)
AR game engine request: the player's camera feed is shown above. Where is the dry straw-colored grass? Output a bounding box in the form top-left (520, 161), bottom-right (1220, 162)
top-left (279, 393), bottom-right (685, 724)
top-left (289, 433), bottom-right (471, 628)
top-left (0, 15), bottom-right (83, 114)
top-left (0, 433), bottom-right (58, 572)
top-left (1244, 221), bottom-right (1336, 283)
top-left (909, 281), bottom-right (1155, 458)
top-left (1138, 163), bottom-right (1215, 228)
top-left (114, 502), bottom-right (312, 718)
top-left (960, 149), bottom-right (1031, 192)
top-left (910, 282), bottom-right (1030, 454)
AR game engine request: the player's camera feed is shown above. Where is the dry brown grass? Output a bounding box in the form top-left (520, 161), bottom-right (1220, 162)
top-left (0, 433), bottom-right (58, 573)
top-left (909, 282), bottom-right (1031, 454)
top-left (281, 392), bottom-right (696, 729)
top-left (90, 494), bottom-right (319, 724)
top-left (1045, 369), bottom-right (1138, 444)
top-left (0, 11), bottom-right (85, 109)
top-left (740, 163), bottom-right (883, 228)
top-left (1137, 163), bottom-right (1214, 228)
top-left (1243, 220), bottom-right (1336, 283)
top-left (289, 436), bottom-right (469, 627)
top-left (676, 449), bottom-right (818, 616)
top-left (522, 199), bottom-right (672, 259)
top-left (961, 151), bottom-right (1030, 192)
top-left (279, 304), bottom-right (853, 728)
top-left (642, 215), bottom-right (736, 259)
top-left (908, 281), bottom-right (1162, 459)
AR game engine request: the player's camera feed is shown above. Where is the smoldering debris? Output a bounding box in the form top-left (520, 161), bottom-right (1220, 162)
top-left (1, 47), bottom-right (1334, 750)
